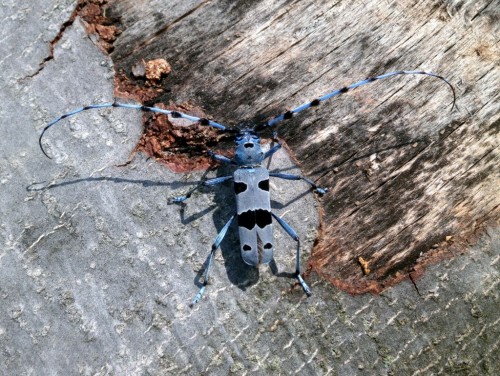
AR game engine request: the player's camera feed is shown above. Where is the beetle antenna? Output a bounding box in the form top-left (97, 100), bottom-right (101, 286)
top-left (255, 70), bottom-right (456, 132)
top-left (39, 101), bottom-right (231, 158)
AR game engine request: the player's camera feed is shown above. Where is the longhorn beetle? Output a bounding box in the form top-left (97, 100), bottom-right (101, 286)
top-left (39, 70), bottom-right (456, 305)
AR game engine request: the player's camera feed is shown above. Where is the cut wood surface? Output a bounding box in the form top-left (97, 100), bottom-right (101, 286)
top-left (107, 0), bottom-right (500, 292)
top-left (1, 0), bottom-right (499, 374)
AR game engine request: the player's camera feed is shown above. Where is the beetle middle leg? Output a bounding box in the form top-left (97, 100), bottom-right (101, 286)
top-left (269, 172), bottom-right (328, 195)
top-left (169, 149), bottom-right (235, 203)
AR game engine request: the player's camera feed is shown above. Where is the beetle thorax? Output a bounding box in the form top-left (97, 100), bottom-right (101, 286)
top-left (234, 130), bottom-right (264, 166)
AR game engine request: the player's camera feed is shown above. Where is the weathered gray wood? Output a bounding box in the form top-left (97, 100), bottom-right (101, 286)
top-left (1, 0), bottom-right (499, 375)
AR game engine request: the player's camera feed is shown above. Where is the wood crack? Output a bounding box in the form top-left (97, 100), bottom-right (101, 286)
top-left (470, 0), bottom-right (496, 21)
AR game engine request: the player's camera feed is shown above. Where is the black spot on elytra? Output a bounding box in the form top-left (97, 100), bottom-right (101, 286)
top-left (243, 244), bottom-right (252, 251)
top-left (238, 209), bottom-right (271, 230)
top-left (238, 211), bottom-right (255, 230)
top-left (255, 209), bottom-right (272, 228)
top-left (263, 243), bottom-right (272, 249)
top-left (234, 181), bottom-right (248, 194)
top-left (258, 179), bottom-right (269, 191)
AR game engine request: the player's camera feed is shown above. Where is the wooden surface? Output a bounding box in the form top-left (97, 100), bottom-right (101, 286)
top-left (101, 0), bottom-right (498, 293)
top-left (2, 0), bottom-right (499, 374)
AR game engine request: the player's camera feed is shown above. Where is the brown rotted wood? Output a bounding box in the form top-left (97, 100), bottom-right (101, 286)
top-left (84, 0), bottom-right (499, 293)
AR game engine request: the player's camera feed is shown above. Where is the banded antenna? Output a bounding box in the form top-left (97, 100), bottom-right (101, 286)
top-left (254, 70), bottom-right (455, 131)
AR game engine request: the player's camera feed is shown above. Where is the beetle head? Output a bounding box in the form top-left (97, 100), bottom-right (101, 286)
top-left (234, 130), bottom-right (264, 166)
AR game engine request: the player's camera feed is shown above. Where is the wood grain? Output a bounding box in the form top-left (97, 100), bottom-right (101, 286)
top-left (2, 0), bottom-right (500, 374)
top-left (82, 0), bottom-right (498, 293)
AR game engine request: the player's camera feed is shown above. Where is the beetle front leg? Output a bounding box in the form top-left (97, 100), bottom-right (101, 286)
top-left (208, 150), bottom-right (236, 165)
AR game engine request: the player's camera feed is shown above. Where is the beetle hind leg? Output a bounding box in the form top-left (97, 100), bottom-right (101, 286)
top-left (271, 213), bottom-right (312, 296)
top-left (191, 213), bottom-right (236, 306)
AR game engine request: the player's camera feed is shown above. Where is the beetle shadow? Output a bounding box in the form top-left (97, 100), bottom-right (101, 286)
top-left (28, 166), bottom-right (261, 292)
top-left (28, 163), bottom-right (312, 294)
top-left (174, 161), bottom-right (262, 292)
top-left (26, 175), bottom-right (191, 192)
top-left (267, 258), bottom-right (297, 280)
top-left (172, 167), bottom-right (222, 225)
